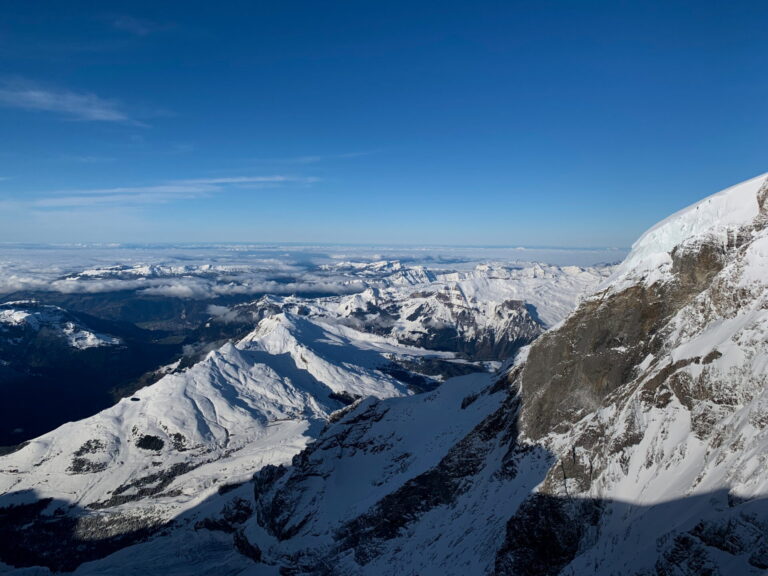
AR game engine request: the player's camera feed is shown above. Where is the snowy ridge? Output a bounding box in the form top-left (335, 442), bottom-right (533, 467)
top-left (0, 302), bottom-right (121, 349)
top-left (607, 172), bottom-right (768, 289)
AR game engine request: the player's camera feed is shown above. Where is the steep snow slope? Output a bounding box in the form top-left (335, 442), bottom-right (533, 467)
top-left (608, 172), bottom-right (767, 289)
top-left (71, 371), bottom-right (521, 576)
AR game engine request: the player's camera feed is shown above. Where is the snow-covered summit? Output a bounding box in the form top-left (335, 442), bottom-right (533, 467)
top-left (607, 172), bottom-right (768, 289)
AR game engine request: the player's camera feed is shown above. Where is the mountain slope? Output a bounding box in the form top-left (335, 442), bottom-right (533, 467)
top-left (505, 172), bottom-right (768, 574)
top-left (0, 301), bottom-right (122, 350)
top-left (0, 313), bottom-right (472, 572)
top-left (186, 172), bottom-right (767, 576)
top-left (0, 260), bottom-right (607, 574)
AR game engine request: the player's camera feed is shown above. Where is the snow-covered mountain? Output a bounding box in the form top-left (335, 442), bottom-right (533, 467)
top-left (214, 172), bottom-right (765, 576)
top-left (0, 312), bottom-right (464, 546)
top-left (328, 263), bottom-right (605, 359)
top-left (0, 258), bottom-right (605, 447)
top-left (0, 301), bottom-right (121, 351)
top-left (4, 173), bottom-right (765, 575)
top-left (201, 262), bottom-right (609, 364)
top-left (0, 300), bottom-right (187, 447)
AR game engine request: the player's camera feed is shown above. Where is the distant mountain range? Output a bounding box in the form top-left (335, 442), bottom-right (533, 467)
top-left (0, 260), bottom-right (606, 447)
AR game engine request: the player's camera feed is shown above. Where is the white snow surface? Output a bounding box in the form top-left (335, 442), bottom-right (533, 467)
top-left (607, 172), bottom-right (767, 289)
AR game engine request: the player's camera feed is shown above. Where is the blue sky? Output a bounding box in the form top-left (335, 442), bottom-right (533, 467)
top-left (0, 1), bottom-right (766, 247)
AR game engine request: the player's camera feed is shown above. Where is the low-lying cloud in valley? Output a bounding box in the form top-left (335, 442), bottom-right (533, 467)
top-left (0, 243), bottom-right (627, 301)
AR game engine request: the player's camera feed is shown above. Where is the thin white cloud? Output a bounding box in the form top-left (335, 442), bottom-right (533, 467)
top-left (249, 151), bottom-right (376, 165)
top-left (176, 176), bottom-right (318, 185)
top-left (35, 190), bottom-right (203, 208)
top-left (0, 81), bottom-right (137, 124)
top-left (61, 155), bottom-right (116, 164)
top-left (111, 15), bottom-right (164, 36)
top-left (28, 175), bottom-right (319, 209)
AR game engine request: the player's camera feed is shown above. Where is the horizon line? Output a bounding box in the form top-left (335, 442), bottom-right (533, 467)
top-left (0, 241), bottom-right (630, 252)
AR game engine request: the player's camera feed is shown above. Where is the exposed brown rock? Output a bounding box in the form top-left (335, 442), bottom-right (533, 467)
top-left (519, 233), bottom-right (730, 441)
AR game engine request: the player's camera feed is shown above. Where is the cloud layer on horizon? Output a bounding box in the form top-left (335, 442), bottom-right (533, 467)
top-left (0, 243), bottom-right (627, 300)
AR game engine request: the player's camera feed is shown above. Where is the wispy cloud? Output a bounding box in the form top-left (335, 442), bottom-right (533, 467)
top-left (111, 15), bottom-right (166, 36)
top-left (176, 176), bottom-right (319, 185)
top-left (250, 151), bottom-right (376, 165)
top-left (0, 81), bottom-right (138, 124)
top-left (61, 155), bottom-right (116, 164)
top-left (170, 142), bottom-right (195, 154)
top-left (29, 175), bottom-right (319, 209)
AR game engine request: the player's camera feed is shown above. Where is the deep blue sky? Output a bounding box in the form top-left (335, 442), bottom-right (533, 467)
top-left (0, 1), bottom-right (766, 246)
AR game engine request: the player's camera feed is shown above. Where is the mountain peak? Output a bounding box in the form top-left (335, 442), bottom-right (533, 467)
top-left (607, 172), bottom-right (768, 290)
